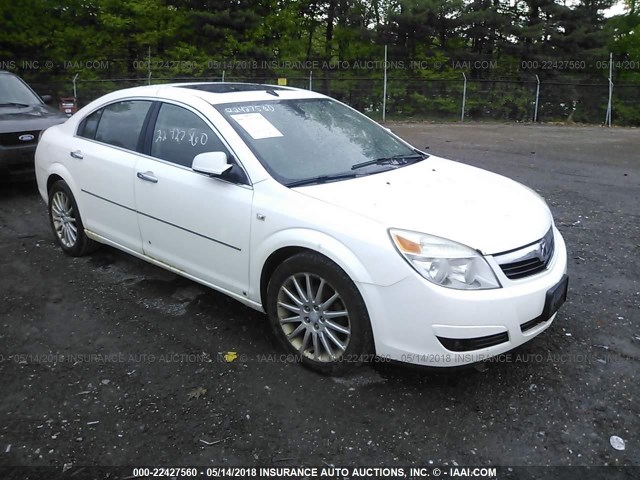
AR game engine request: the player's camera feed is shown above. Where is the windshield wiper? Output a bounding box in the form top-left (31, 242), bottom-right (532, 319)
top-left (286, 172), bottom-right (359, 187)
top-left (0, 102), bottom-right (30, 107)
top-left (351, 152), bottom-right (428, 171)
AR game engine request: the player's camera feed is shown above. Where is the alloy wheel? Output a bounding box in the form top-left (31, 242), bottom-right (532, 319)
top-left (51, 190), bottom-right (77, 248)
top-left (276, 272), bottom-right (351, 362)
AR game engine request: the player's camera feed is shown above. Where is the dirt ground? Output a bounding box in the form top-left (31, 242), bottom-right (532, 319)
top-left (0, 123), bottom-right (638, 476)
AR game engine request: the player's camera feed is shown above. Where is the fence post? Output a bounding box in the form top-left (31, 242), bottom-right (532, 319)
top-left (461, 73), bottom-right (467, 122)
top-left (534, 75), bottom-right (540, 123)
top-left (222, 70), bottom-right (225, 82)
top-left (148, 46), bottom-right (152, 85)
top-left (309, 70), bottom-right (313, 90)
top-left (72, 73), bottom-right (79, 99)
top-left (605, 52), bottom-right (613, 127)
top-left (382, 45), bottom-right (387, 122)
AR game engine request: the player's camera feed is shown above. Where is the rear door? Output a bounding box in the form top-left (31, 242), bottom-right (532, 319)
top-left (133, 101), bottom-right (253, 296)
top-left (72, 99), bottom-right (153, 253)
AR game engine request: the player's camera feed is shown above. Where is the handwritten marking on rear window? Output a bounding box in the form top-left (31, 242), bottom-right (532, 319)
top-left (224, 105), bottom-right (275, 114)
top-left (155, 128), bottom-right (209, 147)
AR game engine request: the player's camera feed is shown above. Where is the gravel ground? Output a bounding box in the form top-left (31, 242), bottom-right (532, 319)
top-left (0, 123), bottom-right (638, 476)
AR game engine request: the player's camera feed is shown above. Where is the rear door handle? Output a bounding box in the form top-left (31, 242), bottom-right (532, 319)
top-left (137, 171), bottom-right (158, 183)
top-left (70, 150), bottom-right (83, 159)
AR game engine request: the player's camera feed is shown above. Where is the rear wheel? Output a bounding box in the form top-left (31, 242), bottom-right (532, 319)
top-left (267, 252), bottom-right (373, 375)
top-left (48, 180), bottom-right (98, 256)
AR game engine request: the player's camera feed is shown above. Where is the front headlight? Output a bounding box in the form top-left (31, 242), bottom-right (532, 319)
top-left (389, 228), bottom-right (501, 290)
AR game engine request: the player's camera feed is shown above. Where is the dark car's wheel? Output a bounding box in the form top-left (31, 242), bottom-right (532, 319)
top-left (266, 251), bottom-right (374, 375)
top-left (48, 180), bottom-right (98, 256)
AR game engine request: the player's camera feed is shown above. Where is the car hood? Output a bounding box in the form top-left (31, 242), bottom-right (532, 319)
top-left (0, 104), bottom-right (67, 134)
top-left (294, 156), bottom-right (552, 255)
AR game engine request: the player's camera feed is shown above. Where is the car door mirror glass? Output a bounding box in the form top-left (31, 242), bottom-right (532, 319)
top-left (192, 152), bottom-right (232, 176)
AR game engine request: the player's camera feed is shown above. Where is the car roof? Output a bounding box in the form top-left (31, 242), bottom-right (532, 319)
top-left (101, 82), bottom-right (326, 105)
top-left (0, 71), bottom-right (22, 78)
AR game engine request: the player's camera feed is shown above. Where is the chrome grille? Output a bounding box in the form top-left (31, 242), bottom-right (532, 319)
top-left (494, 228), bottom-right (555, 280)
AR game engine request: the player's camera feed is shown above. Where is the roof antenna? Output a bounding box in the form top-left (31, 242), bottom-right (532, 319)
top-left (265, 88), bottom-right (279, 97)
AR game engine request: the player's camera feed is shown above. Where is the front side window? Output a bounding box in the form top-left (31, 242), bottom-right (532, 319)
top-left (151, 103), bottom-right (227, 168)
top-left (215, 98), bottom-right (422, 185)
top-left (94, 100), bottom-right (152, 151)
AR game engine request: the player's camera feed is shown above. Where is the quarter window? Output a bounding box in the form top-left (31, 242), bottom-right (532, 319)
top-left (151, 103), bottom-right (227, 168)
top-left (77, 108), bottom-right (103, 140)
top-left (94, 100), bottom-right (152, 151)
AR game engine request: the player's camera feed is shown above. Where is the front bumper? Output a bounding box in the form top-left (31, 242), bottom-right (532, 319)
top-left (0, 143), bottom-right (37, 180)
top-left (360, 227), bottom-right (568, 367)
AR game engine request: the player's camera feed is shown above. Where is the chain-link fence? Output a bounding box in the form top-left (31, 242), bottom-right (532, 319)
top-left (29, 72), bottom-right (640, 126)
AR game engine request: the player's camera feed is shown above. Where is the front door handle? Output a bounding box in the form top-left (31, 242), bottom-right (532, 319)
top-left (70, 150), bottom-right (83, 160)
top-left (136, 171), bottom-right (158, 183)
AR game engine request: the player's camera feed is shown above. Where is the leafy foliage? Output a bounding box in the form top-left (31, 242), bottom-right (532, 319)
top-left (0, 0), bottom-right (637, 124)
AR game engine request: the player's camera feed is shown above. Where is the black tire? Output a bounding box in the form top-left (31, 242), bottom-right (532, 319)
top-left (266, 251), bottom-right (374, 375)
top-left (48, 180), bottom-right (99, 256)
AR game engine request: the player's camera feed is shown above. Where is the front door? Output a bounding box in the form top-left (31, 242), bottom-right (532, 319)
top-left (133, 102), bottom-right (253, 295)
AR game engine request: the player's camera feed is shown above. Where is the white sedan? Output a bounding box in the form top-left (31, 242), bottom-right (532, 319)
top-left (35, 83), bottom-right (568, 374)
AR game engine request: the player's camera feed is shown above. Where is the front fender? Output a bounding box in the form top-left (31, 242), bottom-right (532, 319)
top-left (249, 228), bottom-right (379, 305)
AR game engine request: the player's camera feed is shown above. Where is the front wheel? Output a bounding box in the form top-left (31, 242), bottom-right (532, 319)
top-left (266, 252), bottom-right (373, 375)
top-left (48, 180), bottom-right (99, 256)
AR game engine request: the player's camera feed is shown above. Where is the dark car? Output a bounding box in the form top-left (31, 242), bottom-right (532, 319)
top-left (0, 70), bottom-right (67, 180)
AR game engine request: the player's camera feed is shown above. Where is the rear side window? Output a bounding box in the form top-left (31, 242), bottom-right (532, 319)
top-left (77, 109), bottom-right (103, 140)
top-left (93, 100), bottom-right (152, 151)
top-left (151, 103), bottom-right (227, 167)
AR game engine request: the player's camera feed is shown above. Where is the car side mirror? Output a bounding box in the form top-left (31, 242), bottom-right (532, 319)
top-left (41, 95), bottom-right (53, 104)
top-left (192, 152), bottom-right (232, 177)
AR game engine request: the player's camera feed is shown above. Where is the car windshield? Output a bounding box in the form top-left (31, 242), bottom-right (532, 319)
top-left (0, 74), bottom-right (42, 106)
top-left (215, 98), bottom-right (424, 186)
